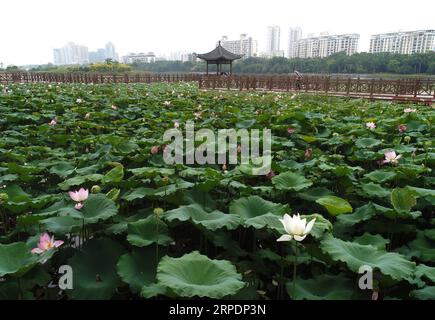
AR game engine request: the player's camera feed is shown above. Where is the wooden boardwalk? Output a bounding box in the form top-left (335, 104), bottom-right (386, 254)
top-left (1, 72), bottom-right (433, 105)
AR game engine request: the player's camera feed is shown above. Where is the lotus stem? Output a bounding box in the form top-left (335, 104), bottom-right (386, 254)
top-left (17, 278), bottom-right (23, 300)
top-left (293, 242), bottom-right (298, 299)
top-left (279, 262), bottom-right (284, 299)
top-left (156, 220), bottom-right (159, 266)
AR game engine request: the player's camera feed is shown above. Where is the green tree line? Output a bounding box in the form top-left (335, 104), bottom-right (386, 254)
top-left (2, 52), bottom-right (434, 75)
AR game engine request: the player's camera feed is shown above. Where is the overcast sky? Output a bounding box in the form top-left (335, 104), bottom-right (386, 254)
top-left (1, 0), bottom-right (434, 65)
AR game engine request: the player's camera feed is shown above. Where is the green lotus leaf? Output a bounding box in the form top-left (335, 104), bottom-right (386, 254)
top-left (353, 233), bottom-right (389, 250)
top-left (229, 195), bottom-right (288, 229)
top-left (286, 274), bottom-right (360, 300)
top-left (141, 283), bottom-right (167, 298)
top-left (67, 238), bottom-right (125, 299)
top-left (415, 264), bottom-right (435, 283)
top-left (41, 216), bottom-right (82, 234)
top-left (106, 188), bottom-right (120, 201)
top-left (0, 242), bottom-right (38, 277)
top-left (320, 235), bottom-right (415, 281)
top-left (316, 196), bottom-right (353, 216)
top-left (102, 164), bottom-right (124, 184)
top-left (127, 215), bottom-right (172, 247)
top-left (117, 247), bottom-right (161, 294)
top-left (121, 187), bottom-right (156, 202)
top-left (156, 251), bottom-right (245, 298)
top-left (272, 171), bottom-right (312, 191)
top-left (58, 174), bottom-right (103, 190)
top-left (361, 183), bottom-right (390, 198)
top-left (391, 187), bottom-right (417, 214)
top-left (0, 265), bottom-right (51, 299)
top-left (355, 137), bottom-right (381, 148)
top-left (165, 204), bottom-right (240, 231)
top-left (297, 187), bottom-right (333, 202)
top-left (49, 161), bottom-right (75, 178)
top-left (423, 229), bottom-right (435, 241)
top-left (81, 194), bottom-right (118, 224)
top-left (406, 186), bottom-right (435, 199)
top-left (129, 167), bottom-right (175, 178)
top-left (411, 286), bottom-right (435, 300)
top-left (336, 203), bottom-right (377, 226)
top-left (3, 184), bottom-right (32, 213)
top-left (401, 233), bottom-right (435, 262)
top-left (364, 170), bottom-right (396, 183)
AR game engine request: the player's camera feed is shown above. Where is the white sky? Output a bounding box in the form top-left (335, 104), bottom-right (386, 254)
top-left (1, 0), bottom-right (434, 65)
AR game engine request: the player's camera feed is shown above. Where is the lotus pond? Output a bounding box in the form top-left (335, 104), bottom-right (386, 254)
top-left (0, 82), bottom-right (434, 300)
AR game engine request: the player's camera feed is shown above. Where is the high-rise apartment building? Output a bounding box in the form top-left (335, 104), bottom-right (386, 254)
top-left (105, 42), bottom-right (117, 60)
top-left (294, 34), bottom-right (359, 58)
top-left (89, 42), bottom-right (119, 63)
top-left (369, 30), bottom-right (435, 54)
top-left (266, 26), bottom-right (281, 55)
top-left (220, 34), bottom-right (258, 58)
top-left (287, 27), bottom-right (302, 58)
top-left (53, 42), bottom-right (89, 65)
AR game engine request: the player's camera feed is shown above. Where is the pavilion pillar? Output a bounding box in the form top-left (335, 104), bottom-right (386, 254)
top-left (230, 63), bottom-right (232, 75)
top-left (206, 62), bottom-right (209, 75)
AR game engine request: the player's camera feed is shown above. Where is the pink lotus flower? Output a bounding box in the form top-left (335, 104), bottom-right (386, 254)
top-left (69, 188), bottom-right (89, 202)
top-left (151, 145), bottom-right (159, 154)
top-left (111, 105), bottom-right (118, 110)
top-left (75, 203), bottom-right (84, 210)
top-left (163, 101), bottom-right (171, 106)
top-left (48, 119), bottom-right (57, 126)
top-left (237, 144), bottom-right (242, 153)
top-left (76, 98), bottom-right (82, 104)
top-left (383, 151), bottom-right (402, 165)
top-left (174, 122), bottom-right (180, 129)
top-left (85, 113), bottom-right (91, 119)
top-left (31, 233), bottom-right (63, 254)
top-left (69, 188), bottom-right (89, 209)
top-left (404, 108), bottom-right (416, 113)
top-left (398, 124), bottom-right (407, 133)
top-left (287, 127), bottom-right (295, 134)
top-left (366, 122), bottom-right (376, 130)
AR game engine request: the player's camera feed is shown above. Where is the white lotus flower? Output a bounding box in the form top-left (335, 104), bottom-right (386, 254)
top-left (404, 108), bottom-right (416, 113)
top-left (277, 214), bottom-right (316, 242)
top-left (383, 151), bottom-right (401, 165)
top-left (366, 122), bottom-right (376, 130)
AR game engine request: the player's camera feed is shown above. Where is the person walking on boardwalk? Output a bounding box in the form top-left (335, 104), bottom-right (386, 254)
top-left (294, 70), bottom-right (303, 90)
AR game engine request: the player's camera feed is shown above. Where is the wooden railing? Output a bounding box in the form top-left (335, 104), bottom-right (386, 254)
top-left (198, 75), bottom-right (435, 99)
top-left (1, 72), bottom-right (434, 104)
top-left (0, 72), bottom-right (201, 84)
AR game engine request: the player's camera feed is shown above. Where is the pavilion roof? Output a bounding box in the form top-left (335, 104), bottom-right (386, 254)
top-left (196, 43), bottom-right (242, 62)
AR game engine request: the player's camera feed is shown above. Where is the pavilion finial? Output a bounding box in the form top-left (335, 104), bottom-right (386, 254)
top-left (218, 40), bottom-right (221, 46)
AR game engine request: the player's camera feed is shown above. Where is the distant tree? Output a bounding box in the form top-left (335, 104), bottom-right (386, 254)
top-left (90, 60), bottom-right (131, 73)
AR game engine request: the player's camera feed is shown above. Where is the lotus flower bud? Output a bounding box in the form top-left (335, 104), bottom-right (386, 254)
top-left (404, 136), bottom-right (411, 143)
top-left (0, 193), bottom-right (8, 204)
top-left (153, 207), bottom-right (164, 217)
top-left (91, 185), bottom-right (101, 194)
top-left (162, 176), bottom-right (169, 185)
